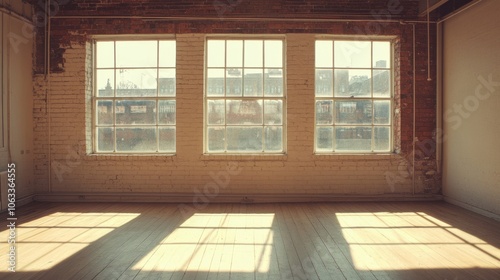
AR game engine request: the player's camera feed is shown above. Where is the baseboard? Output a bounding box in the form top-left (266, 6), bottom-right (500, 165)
top-left (34, 192), bottom-right (443, 203)
top-left (0, 194), bottom-right (35, 213)
top-left (444, 196), bottom-right (500, 221)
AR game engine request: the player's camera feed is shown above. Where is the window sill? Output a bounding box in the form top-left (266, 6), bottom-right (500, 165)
top-left (200, 153), bottom-right (287, 161)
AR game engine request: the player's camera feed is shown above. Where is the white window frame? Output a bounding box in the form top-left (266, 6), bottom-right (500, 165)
top-left (204, 36), bottom-right (287, 154)
top-left (314, 36), bottom-right (395, 154)
top-left (92, 36), bottom-right (176, 154)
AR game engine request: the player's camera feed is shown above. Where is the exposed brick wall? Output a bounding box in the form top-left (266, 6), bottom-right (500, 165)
top-left (32, 0), bottom-right (439, 197)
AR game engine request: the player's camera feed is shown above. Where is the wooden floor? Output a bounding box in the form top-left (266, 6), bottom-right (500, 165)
top-left (0, 201), bottom-right (499, 280)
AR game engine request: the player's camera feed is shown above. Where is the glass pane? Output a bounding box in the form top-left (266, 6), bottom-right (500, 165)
top-left (207, 100), bottom-right (225, 125)
top-left (264, 126), bottom-right (282, 152)
top-left (159, 100), bottom-right (176, 125)
top-left (335, 127), bottom-right (372, 151)
top-left (226, 40), bottom-right (243, 68)
top-left (159, 69), bottom-right (176, 97)
top-left (264, 40), bottom-right (282, 68)
top-left (373, 70), bottom-right (391, 97)
top-left (374, 126), bottom-right (390, 151)
top-left (264, 100), bottom-right (282, 125)
top-left (315, 40), bottom-right (333, 68)
top-left (226, 68), bottom-right (242, 96)
top-left (97, 100), bottom-right (113, 125)
top-left (97, 127), bottom-right (114, 152)
top-left (315, 69), bottom-right (333, 97)
top-left (207, 69), bottom-right (225, 97)
top-left (335, 100), bottom-right (372, 125)
top-left (207, 127), bottom-right (225, 152)
top-left (96, 69), bottom-right (114, 97)
top-left (374, 100), bottom-right (390, 125)
top-left (244, 40), bottom-right (263, 67)
top-left (264, 69), bottom-right (283, 97)
top-left (227, 126), bottom-right (262, 152)
top-left (334, 69), bottom-right (371, 98)
top-left (116, 41), bottom-right (157, 68)
top-left (116, 69), bottom-right (157, 97)
top-left (244, 69), bottom-right (263, 97)
top-left (116, 100), bottom-right (156, 125)
top-left (116, 128), bottom-right (156, 152)
top-left (373, 41), bottom-right (390, 68)
top-left (207, 40), bottom-right (225, 67)
top-left (96, 41), bottom-right (114, 68)
top-left (159, 40), bottom-right (176, 67)
top-left (315, 100), bottom-right (333, 125)
top-left (316, 127), bottom-right (333, 152)
top-left (159, 127), bottom-right (176, 152)
top-left (334, 41), bottom-right (371, 68)
top-left (226, 100), bottom-right (263, 125)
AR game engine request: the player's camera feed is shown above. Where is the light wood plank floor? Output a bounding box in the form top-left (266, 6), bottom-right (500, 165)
top-left (0, 201), bottom-right (499, 280)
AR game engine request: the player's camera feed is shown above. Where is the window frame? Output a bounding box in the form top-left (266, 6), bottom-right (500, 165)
top-left (314, 36), bottom-right (396, 154)
top-left (203, 35), bottom-right (287, 155)
top-left (92, 36), bottom-right (177, 154)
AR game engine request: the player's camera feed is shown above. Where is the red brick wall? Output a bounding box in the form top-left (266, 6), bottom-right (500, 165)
top-left (32, 0), bottom-right (439, 197)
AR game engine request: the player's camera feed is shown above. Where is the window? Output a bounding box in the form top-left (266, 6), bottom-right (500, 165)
top-left (93, 39), bottom-right (176, 153)
top-left (315, 39), bottom-right (393, 153)
top-left (205, 38), bottom-right (285, 153)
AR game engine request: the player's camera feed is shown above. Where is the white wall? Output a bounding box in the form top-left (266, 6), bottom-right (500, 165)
top-left (442, 0), bottom-right (500, 217)
top-left (0, 11), bottom-right (35, 199)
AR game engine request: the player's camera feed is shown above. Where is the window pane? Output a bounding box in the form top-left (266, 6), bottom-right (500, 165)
top-left (335, 100), bottom-right (372, 125)
top-left (373, 70), bottom-right (391, 97)
top-left (316, 100), bottom-right (333, 125)
top-left (244, 69), bottom-right (263, 96)
top-left (207, 40), bottom-right (225, 67)
top-left (334, 69), bottom-right (371, 98)
top-left (159, 40), bottom-right (176, 67)
top-left (116, 69), bottom-right (157, 97)
top-left (227, 40), bottom-right (243, 68)
top-left (226, 69), bottom-right (242, 96)
top-left (315, 40), bottom-right (333, 68)
top-left (316, 127), bottom-right (333, 152)
top-left (334, 41), bottom-right (371, 68)
top-left (226, 100), bottom-right (263, 125)
top-left (116, 100), bottom-right (156, 125)
top-left (244, 40), bottom-right (263, 67)
top-left (335, 127), bottom-right (372, 151)
top-left (116, 128), bottom-right (156, 152)
top-left (264, 100), bottom-right (282, 125)
top-left (264, 126), bottom-right (282, 152)
top-left (116, 41), bottom-right (157, 68)
top-left (374, 100), bottom-right (390, 125)
top-left (315, 69), bottom-right (333, 97)
top-left (264, 69), bottom-right (283, 97)
top-left (97, 127), bottom-right (114, 152)
top-left (227, 126), bottom-right (262, 152)
top-left (373, 41), bottom-right (390, 68)
top-left (207, 127), bottom-right (225, 152)
top-left (97, 100), bottom-right (113, 125)
top-left (96, 41), bottom-right (114, 68)
top-left (96, 69), bottom-right (114, 97)
top-left (264, 40), bottom-right (282, 68)
top-left (159, 69), bottom-right (176, 97)
top-left (159, 100), bottom-right (176, 125)
top-left (159, 127), bottom-right (176, 152)
top-left (374, 126), bottom-right (390, 151)
top-left (207, 100), bottom-right (225, 125)
top-left (207, 69), bottom-right (225, 97)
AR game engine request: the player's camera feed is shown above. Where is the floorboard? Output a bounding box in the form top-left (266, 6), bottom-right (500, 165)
top-left (0, 201), bottom-right (499, 280)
